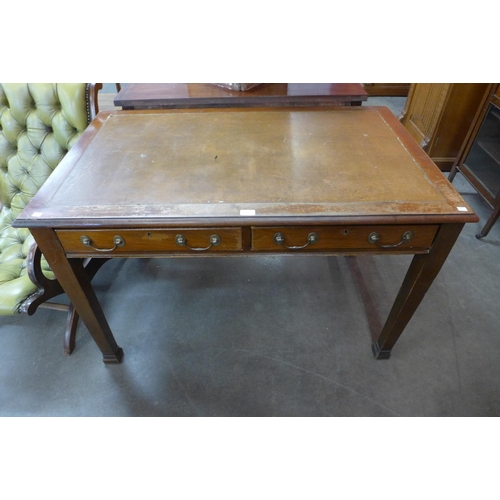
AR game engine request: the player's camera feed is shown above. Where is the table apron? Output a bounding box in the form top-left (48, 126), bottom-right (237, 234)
top-left (55, 224), bottom-right (439, 257)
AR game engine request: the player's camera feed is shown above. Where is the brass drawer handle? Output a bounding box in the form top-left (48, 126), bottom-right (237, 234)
top-left (273, 231), bottom-right (319, 249)
top-left (368, 231), bottom-right (414, 248)
top-left (80, 235), bottom-right (125, 252)
top-left (175, 234), bottom-right (221, 251)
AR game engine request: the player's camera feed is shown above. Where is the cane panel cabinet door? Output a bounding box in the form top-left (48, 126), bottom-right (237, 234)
top-left (450, 84), bottom-right (500, 238)
top-left (399, 83), bottom-right (491, 171)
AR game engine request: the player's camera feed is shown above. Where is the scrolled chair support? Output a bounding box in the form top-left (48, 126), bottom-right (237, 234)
top-left (20, 242), bottom-right (110, 354)
top-left (21, 243), bottom-right (64, 315)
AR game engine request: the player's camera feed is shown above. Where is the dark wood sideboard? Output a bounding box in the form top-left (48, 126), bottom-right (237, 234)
top-left (114, 83), bottom-right (368, 109)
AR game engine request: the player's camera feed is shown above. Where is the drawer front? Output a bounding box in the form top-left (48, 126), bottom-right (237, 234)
top-left (251, 225), bottom-right (439, 252)
top-left (56, 228), bottom-right (243, 255)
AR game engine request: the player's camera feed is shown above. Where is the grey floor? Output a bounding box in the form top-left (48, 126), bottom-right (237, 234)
top-left (1, 93), bottom-right (499, 417)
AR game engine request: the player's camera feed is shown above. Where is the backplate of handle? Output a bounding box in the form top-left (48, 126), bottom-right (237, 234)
top-left (368, 230), bottom-right (414, 248)
top-left (273, 231), bottom-right (319, 250)
top-left (80, 235), bottom-right (126, 252)
top-left (175, 234), bottom-right (221, 251)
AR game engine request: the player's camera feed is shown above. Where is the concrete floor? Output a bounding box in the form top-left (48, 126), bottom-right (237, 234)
top-left (1, 93), bottom-right (499, 417)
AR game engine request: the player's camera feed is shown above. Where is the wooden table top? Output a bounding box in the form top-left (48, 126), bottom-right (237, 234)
top-left (114, 83), bottom-right (368, 109)
top-left (16, 107), bottom-right (476, 228)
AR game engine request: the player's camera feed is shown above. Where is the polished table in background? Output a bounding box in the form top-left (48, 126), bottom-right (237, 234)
top-left (114, 83), bottom-right (368, 109)
top-left (14, 107), bottom-right (478, 364)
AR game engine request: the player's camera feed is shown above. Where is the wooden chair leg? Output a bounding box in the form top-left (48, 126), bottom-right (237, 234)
top-left (64, 303), bottom-right (80, 355)
top-left (448, 164), bottom-right (459, 182)
top-left (476, 201), bottom-right (500, 239)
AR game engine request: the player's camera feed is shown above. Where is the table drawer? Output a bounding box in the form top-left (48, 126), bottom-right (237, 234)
top-left (56, 228), bottom-right (243, 255)
top-left (251, 225), bottom-right (439, 252)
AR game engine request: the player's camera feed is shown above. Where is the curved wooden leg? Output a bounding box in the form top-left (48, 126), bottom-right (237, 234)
top-left (64, 303), bottom-right (80, 355)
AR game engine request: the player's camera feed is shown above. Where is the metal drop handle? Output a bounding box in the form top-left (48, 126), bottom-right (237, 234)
top-left (175, 234), bottom-right (221, 251)
top-left (80, 235), bottom-right (125, 252)
top-left (368, 230), bottom-right (414, 248)
top-left (273, 232), bottom-right (319, 249)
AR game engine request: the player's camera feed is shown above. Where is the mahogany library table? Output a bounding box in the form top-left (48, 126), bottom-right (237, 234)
top-left (14, 107), bottom-right (478, 364)
top-left (114, 83), bottom-right (368, 109)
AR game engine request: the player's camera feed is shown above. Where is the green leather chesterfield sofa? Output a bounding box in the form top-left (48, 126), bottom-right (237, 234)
top-left (0, 83), bottom-right (103, 353)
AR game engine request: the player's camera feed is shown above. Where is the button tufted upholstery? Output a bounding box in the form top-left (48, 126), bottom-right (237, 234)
top-left (0, 83), bottom-right (93, 315)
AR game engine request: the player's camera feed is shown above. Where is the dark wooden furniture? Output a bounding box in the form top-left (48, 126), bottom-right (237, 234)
top-left (14, 107), bottom-right (477, 364)
top-left (114, 83), bottom-right (368, 109)
top-left (362, 84), bottom-right (410, 96)
top-left (399, 83), bottom-right (491, 171)
top-left (449, 84), bottom-right (500, 238)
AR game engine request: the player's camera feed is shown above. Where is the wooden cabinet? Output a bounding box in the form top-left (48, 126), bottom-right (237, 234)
top-left (399, 84), bottom-right (491, 171)
top-left (449, 84), bottom-right (500, 238)
top-left (361, 83), bottom-right (410, 96)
